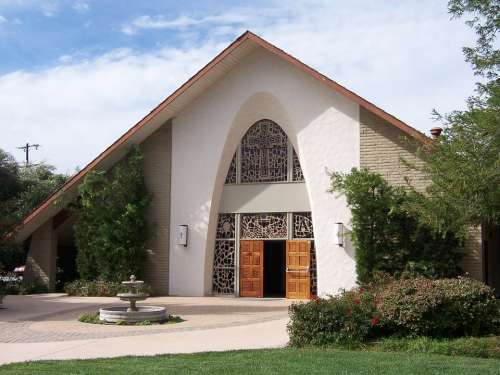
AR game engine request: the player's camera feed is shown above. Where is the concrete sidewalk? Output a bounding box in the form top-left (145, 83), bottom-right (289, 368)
top-left (0, 294), bottom-right (292, 364)
top-left (0, 318), bottom-right (289, 364)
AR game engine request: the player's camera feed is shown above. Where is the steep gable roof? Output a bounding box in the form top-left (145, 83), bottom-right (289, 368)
top-left (13, 30), bottom-right (430, 241)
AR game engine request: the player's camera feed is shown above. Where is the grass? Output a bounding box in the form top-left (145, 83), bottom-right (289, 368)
top-left (77, 313), bottom-right (184, 326)
top-left (369, 336), bottom-right (500, 359)
top-left (0, 348), bottom-right (499, 375)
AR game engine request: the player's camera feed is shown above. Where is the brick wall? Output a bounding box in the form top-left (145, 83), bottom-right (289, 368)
top-left (360, 107), bottom-right (427, 191)
top-left (461, 226), bottom-right (483, 281)
top-left (23, 218), bottom-right (57, 291)
top-left (141, 122), bottom-right (172, 295)
top-left (359, 107), bottom-right (483, 280)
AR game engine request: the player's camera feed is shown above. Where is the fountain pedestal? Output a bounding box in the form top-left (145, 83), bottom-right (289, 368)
top-left (99, 275), bottom-right (167, 323)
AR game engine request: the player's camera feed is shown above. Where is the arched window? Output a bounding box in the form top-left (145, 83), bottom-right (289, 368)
top-left (225, 119), bottom-right (304, 184)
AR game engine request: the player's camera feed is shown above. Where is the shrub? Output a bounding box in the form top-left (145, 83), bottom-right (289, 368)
top-left (78, 312), bottom-right (101, 324)
top-left (374, 277), bottom-right (500, 338)
top-left (288, 288), bottom-right (380, 347)
top-left (0, 274), bottom-right (48, 295)
top-left (329, 168), bottom-right (464, 283)
top-left (73, 146), bottom-right (151, 282)
top-left (64, 279), bottom-right (151, 297)
top-left (289, 277), bottom-right (499, 348)
top-left (0, 245), bottom-right (25, 274)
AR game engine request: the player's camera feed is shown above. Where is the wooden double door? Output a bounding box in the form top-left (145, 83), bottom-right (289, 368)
top-left (239, 240), bottom-right (311, 299)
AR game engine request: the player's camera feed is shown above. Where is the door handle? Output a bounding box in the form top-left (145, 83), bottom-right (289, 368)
top-left (286, 267), bottom-right (310, 273)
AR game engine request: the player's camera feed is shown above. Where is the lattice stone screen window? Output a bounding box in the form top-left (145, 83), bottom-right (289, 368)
top-left (310, 242), bottom-right (318, 296)
top-left (240, 119), bottom-right (288, 183)
top-left (212, 214), bottom-right (236, 294)
top-left (223, 119), bottom-right (306, 185)
top-left (225, 154), bottom-right (237, 184)
top-left (240, 213), bottom-right (288, 239)
top-left (292, 149), bottom-right (304, 182)
top-left (292, 212), bottom-right (314, 239)
top-left (216, 213), bottom-right (236, 239)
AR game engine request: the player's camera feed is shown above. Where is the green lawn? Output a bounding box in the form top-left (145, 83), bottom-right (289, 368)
top-left (1, 348), bottom-right (499, 375)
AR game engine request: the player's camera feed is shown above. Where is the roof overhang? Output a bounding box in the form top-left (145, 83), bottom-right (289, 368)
top-left (12, 30), bottom-right (430, 242)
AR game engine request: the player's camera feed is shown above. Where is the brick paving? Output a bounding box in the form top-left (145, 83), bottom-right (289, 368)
top-left (0, 295), bottom-right (291, 344)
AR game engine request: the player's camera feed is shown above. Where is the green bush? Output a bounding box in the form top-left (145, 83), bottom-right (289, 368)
top-left (73, 146), bottom-right (151, 282)
top-left (64, 279), bottom-right (151, 297)
top-left (288, 277), bottom-right (499, 348)
top-left (329, 168), bottom-right (464, 283)
top-left (374, 277), bottom-right (499, 338)
top-left (288, 288), bottom-right (380, 348)
top-left (0, 275), bottom-right (48, 295)
top-left (78, 312), bottom-right (101, 324)
top-left (0, 245), bottom-right (25, 274)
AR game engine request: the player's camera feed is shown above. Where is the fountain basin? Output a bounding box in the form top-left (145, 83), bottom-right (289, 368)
top-left (99, 306), bottom-right (167, 323)
top-left (117, 293), bottom-right (148, 306)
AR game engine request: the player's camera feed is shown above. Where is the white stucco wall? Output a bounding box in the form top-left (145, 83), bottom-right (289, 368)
top-left (219, 183), bottom-right (310, 213)
top-left (169, 48), bottom-right (359, 296)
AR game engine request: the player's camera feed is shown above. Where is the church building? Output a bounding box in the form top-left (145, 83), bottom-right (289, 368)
top-left (14, 31), bottom-right (487, 298)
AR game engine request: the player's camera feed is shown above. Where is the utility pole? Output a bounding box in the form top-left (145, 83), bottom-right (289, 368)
top-left (17, 143), bottom-right (40, 165)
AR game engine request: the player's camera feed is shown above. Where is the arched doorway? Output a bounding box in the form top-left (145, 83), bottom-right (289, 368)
top-left (211, 119), bottom-right (316, 299)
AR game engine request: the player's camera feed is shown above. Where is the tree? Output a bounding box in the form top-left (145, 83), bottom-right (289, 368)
top-left (330, 168), bottom-right (463, 284)
top-left (0, 149), bottom-right (23, 204)
top-left (73, 146), bottom-right (151, 282)
top-left (406, 0), bottom-right (499, 235)
top-left (15, 163), bottom-right (67, 219)
top-left (0, 148), bottom-right (67, 272)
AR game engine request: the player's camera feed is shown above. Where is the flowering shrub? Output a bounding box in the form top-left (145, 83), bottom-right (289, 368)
top-left (288, 288), bottom-right (381, 347)
top-left (288, 277), bottom-right (499, 347)
top-left (0, 273), bottom-right (48, 295)
top-left (373, 277), bottom-right (499, 338)
top-left (64, 279), bottom-right (151, 297)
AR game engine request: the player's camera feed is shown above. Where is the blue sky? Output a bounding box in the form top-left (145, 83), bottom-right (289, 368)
top-left (0, 0), bottom-right (477, 172)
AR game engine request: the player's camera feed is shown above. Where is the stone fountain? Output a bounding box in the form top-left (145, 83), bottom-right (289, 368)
top-left (99, 275), bottom-right (167, 323)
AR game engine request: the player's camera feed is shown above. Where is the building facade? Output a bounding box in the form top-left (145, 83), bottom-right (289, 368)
top-left (16, 32), bottom-right (492, 297)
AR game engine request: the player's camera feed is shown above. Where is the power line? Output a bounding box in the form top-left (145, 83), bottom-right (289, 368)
top-left (16, 143), bottom-right (40, 165)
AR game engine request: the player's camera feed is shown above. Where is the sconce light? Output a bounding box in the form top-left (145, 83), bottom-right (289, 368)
top-left (176, 225), bottom-right (188, 247)
top-left (334, 222), bottom-right (344, 247)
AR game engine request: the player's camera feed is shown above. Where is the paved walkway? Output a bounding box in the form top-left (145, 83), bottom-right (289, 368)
top-left (0, 294), bottom-right (293, 364)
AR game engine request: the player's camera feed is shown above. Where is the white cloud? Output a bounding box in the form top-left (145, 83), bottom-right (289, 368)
top-left (121, 12), bottom-right (255, 35)
top-left (72, 0), bottom-right (89, 14)
top-left (36, 0), bottom-right (58, 17)
top-left (0, 14), bottom-right (7, 23)
top-left (0, 0), bottom-right (478, 172)
top-left (0, 42), bottom-right (224, 173)
top-left (0, 0), bottom-right (59, 17)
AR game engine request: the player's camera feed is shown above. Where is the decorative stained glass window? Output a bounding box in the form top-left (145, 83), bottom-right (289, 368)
top-left (292, 149), bottom-right (304, 182)
top-left (240, 213), bottom-right (288, 239)
top-left (213, 213), bottom-right (236, 294)
top-left (292, 212), bottom-right (314, 239)
top-left (216, 213), bottom-right (235, 239)
top-left (213, 240), bottom-right (235, 269)
top-left (240, 120), bottom-right (288, 183)
top-left (225, 153), bottom-right (237, 184)
top-left (212, 267), bottom-right (235, 294)
top-left (310, 241), bottom-right (317, 297)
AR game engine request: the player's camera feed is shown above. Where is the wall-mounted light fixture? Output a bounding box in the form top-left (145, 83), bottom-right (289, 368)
top-left (176, 225), bottom-right (188, 247)
top-left (334, 222), bottom-right (344, 247)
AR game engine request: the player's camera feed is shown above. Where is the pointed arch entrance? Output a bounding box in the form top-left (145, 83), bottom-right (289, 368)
top-left (212, 119), bottom-right (316, 299)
